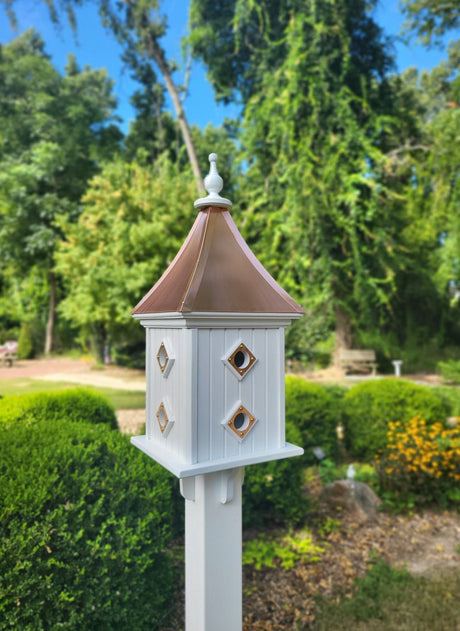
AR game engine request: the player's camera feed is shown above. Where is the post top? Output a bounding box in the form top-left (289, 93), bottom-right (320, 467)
top-left (194, 153), bottom-right (232, 209)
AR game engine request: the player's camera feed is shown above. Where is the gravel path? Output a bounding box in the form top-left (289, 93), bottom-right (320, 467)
top-left (0, 357), bottom-right (145, 390)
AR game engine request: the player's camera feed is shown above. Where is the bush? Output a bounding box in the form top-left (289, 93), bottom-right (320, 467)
top-left (0, 419), bottom-right (177, 630)
top-left (432, 385), bottom-right (460, 416)
top-left (243, 420), bottom-right (309, 527)
top-left (377, 415), bottom-right (460, 510)
top-left (343, 379), bottom-right (449, 461)
top-left (438, 359), bottom-right (460, 384)
top-left (285, 376), bottom-right (343, 465)
top-left (0, 388), bottom-right (118, 430)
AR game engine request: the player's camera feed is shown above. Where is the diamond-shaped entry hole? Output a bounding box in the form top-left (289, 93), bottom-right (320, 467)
top-left (156, 403), bottom-right (169, 433)
top-left (156, 343), bottom-right (169, 373)
top-left (227, 406), bottom-right (256, 439)
top-left (227, 343), bottom-right (256, 377)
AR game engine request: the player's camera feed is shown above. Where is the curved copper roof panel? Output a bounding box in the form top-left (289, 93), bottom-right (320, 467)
top-left (132, 206), bottom-right (304, 315)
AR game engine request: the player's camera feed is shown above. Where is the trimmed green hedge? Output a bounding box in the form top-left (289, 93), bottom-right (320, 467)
top-left (243, 420), bottom-right (308, 527)
top-left (0, 419), bottom-right (176, 630)
top-left (343, 378), bottom-right (449, 461)
top-left (0, 388), bottom-right (118, 430)
top-left (285, 376), bottom-right (343, 465)
top-left (242, 378), bottom-right (346, 527)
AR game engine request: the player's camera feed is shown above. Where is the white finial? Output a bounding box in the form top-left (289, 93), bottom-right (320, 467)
top-left (194, 153), bottom-right (232, 209)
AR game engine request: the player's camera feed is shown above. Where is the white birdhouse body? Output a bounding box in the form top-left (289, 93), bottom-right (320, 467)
top-left (133, 314), bottom-right (299, 477)
top-left (131, 154), bottom-right (304, 478)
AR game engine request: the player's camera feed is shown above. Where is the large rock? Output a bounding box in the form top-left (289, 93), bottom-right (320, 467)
top-left (319, 479), bottom-right (382, 522)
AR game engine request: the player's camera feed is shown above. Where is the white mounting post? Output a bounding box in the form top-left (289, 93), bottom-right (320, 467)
top-left (180, 467), bottom-right (245, 631)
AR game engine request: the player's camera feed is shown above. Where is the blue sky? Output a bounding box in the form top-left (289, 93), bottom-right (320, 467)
top-left (0, 0), bottom-right (458, 134)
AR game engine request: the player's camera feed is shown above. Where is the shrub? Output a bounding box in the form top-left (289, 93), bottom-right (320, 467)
top-left (433, 385), bottom-right (460, 416)
top-left (343, 379), bottom-right (449, 461)
top-left (0, 419), bottom-right (177, 630)
top-left (285, 376), bottom-right (343, 465)
top-left (243, 528), bottom-right (324, 570)
top-left (243, 421), bottom-right (309, 528)
top-left (438, 359), bottom-right (460, 384)
top-left (0, 388), bottom-right (118, 430)
top-left (377, 415), bottom-right (460, 509)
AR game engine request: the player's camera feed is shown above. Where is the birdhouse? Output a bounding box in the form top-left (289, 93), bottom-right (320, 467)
top-left (131, 154), bottom-right (304, 478)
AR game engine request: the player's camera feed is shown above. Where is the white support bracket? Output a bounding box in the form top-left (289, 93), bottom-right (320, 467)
top-left (221, 467), bottom-right (245, 504)
top-left (180, 467), bottom-right (245, 504)
top-left (180, 476), bottom-right (196, 501)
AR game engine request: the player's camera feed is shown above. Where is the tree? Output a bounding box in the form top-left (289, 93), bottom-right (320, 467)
top-left (189, 0), bottom-right (392, 106)
top-left (123, 60), bottom-right (178, 163)
top-left (54, 155), bottom-right (197, 361)
top-left (400, 45), bottom-right (460, 299)
top-left (0, 30), bottom-right (121, 353)
top-left (190, 0), bottom-right (405, 360)
top-left (400, 0), bottom-right (460, 45)
top-left (1, 0), bottom-right (206, 194)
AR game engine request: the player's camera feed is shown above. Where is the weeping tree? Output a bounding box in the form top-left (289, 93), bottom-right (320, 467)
top-left (189, 0), bottom-right (408, 360)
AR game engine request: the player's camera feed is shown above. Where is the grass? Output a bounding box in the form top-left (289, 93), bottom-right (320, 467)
top-left (0, 378), bottom-right (146, 410)
top-left (314, 558), bottom-right (460, 630)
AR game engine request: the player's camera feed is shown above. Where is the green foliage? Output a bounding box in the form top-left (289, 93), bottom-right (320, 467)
top-left (401, 0), bottom-right (460, 45)
top-left (316, 563), bottom-right (460, 630)
top-left (438, 359), bottom-right (460, 384)
top-left (317, 556), bottom-right (413, 625)
top-left (0, 418), bottom-right (176, 630)
top-left (243, 528), bottom-right (324, 570)
top-left (343, 379), bottom-right (449, 461)
top-left (432, 385), bottom-right (460, 416)
top-left (55, 155), bottom-right (197, 360)
top-left (242, 374), bottom-right (348, 526)
top-left (191, 0), bottom-right (406, 355)
top-left (17, 322), bottom-right (33, 359)
top-left (243, 421), bottom-right (308, 527)
top-left (0, 29), bottom-right (121, 352)
top-left (317, 459), bottom-right (378, 487)
top-left (0, 389), bottom-right (118, 430)
top-left (285, 376), bottom-right (342, 464)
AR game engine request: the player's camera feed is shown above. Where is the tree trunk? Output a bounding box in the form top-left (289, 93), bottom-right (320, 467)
top-left (44, 270), bottom-right (56, 355)
top-left (145, 34), bottom-right (206, 196)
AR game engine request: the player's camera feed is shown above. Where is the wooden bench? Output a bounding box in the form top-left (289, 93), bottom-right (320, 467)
top-left (0, 340), bottom-right (18, 367)
top-left (339, 349), bottom-right (377, 376)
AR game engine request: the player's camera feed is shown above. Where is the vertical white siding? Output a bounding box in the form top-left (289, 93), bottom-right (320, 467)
top-left (195, 327), bottom-right (286, 463)
top-left (146, 328), bottom-right (193, 464)
top-left (223, 329), bottom-right (240, 459)
top-left (144, 322), bottom-right (288, 469)
top-left (145, 330), bottom-right (152, 440)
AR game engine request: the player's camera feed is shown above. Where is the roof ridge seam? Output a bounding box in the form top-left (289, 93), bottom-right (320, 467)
top-left (178, 209), bottom-right (212, 312)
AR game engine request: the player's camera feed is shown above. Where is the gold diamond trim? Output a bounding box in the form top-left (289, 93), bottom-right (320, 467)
top-left (227, 405), bottom-right (256, 439)
top-left (156, 402), bottom-right (169, 433)
top-left (156, 342), bottom-right (169, 373)
top-left (227, 343), bottom-right (257, 377)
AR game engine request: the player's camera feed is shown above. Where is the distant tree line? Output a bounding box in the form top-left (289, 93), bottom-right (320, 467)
top-left (1, 0), bottom-right (460, 371)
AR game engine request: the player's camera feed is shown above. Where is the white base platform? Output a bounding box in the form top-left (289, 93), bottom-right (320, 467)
top-left (130, 434), bottom-right (304, 478)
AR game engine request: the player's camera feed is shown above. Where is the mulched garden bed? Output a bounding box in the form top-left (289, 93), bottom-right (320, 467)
top-left (166, 487), bottom-right (460, 630)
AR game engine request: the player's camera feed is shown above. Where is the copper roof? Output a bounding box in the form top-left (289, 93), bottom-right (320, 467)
top-left (132, 206), bottom-right (304, 315)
